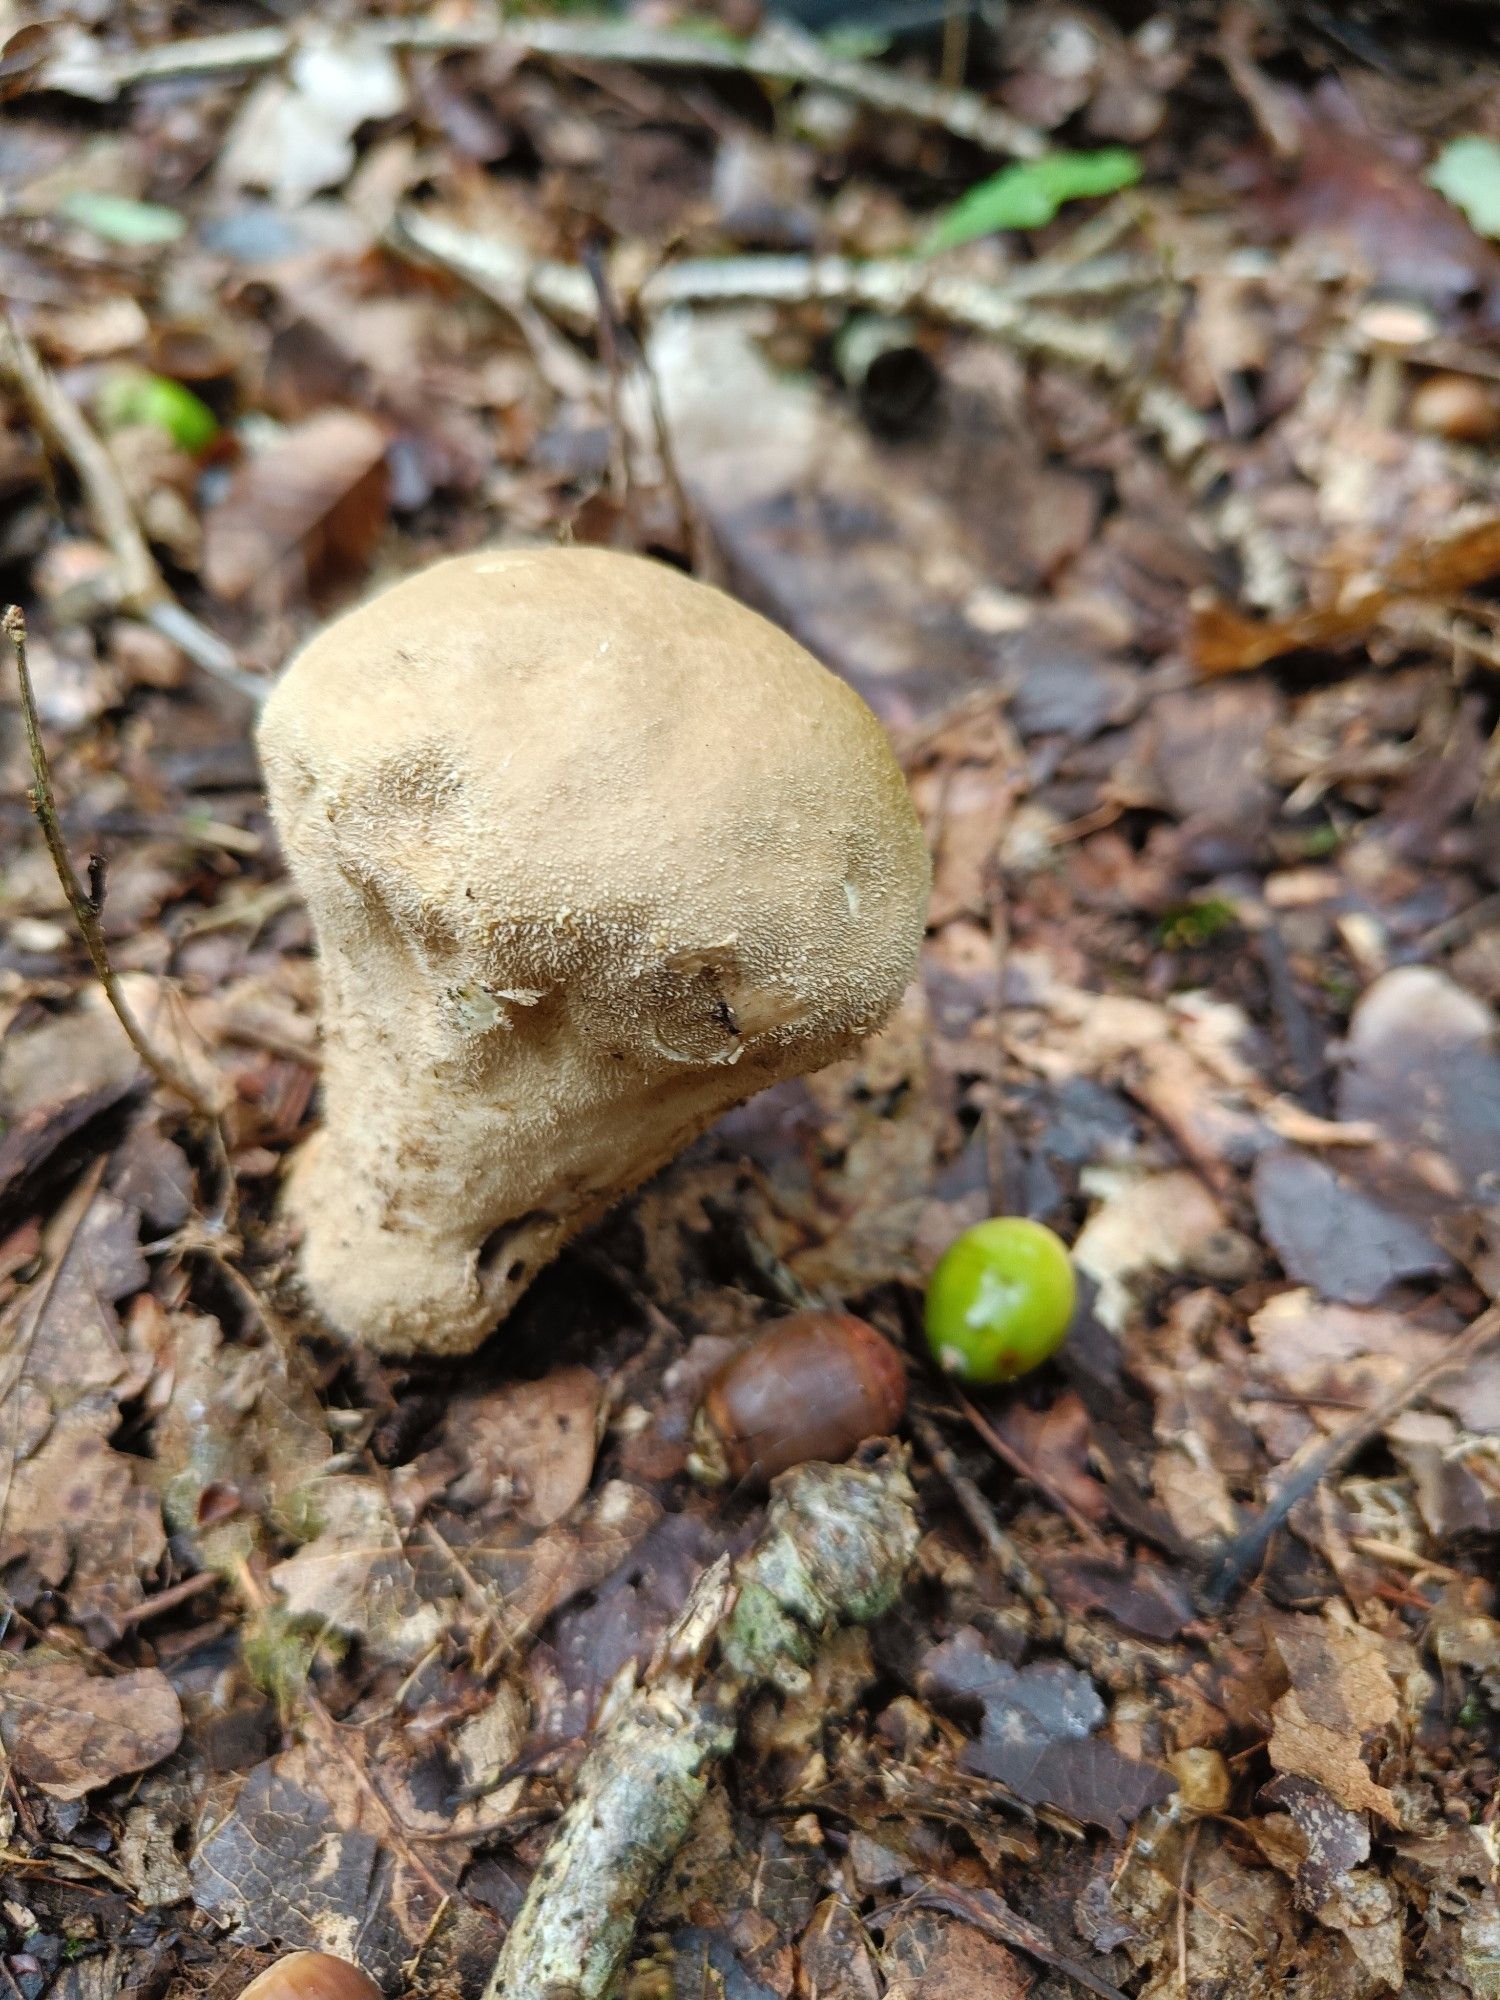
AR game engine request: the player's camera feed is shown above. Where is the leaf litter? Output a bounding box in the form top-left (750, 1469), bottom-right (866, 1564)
top-left (1, 6), bottom-right (1500, 2000)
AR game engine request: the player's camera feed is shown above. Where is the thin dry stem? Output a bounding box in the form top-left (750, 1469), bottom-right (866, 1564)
top-left (3, 605), bottom-right (216, 1116)
top-left (1203, 1299), bottom-right (1500, 1604)
top-left (0, 312), bottom-right (259, 700)
top-left (48, 12), bottom-right (1044, 159)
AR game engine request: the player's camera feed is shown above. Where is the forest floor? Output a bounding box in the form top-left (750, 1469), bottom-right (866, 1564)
top-left (2, 4), bottom-right (1500, 1999)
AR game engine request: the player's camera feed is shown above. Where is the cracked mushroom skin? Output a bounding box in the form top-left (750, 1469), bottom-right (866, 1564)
top-left (257, 546), bottom-right (930, 1356)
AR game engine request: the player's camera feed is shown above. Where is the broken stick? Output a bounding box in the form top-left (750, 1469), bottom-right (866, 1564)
top-left (484, 1448), bottom-right (918, 2000)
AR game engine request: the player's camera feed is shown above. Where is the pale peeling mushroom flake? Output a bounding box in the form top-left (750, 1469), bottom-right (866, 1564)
top-left (258, 547), bottom-right (930, 1355)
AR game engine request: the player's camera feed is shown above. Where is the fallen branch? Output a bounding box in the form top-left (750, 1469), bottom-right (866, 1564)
top-left (2, 605), bottom-right (218, 1116)
top-left (45, 13), bottom-right (1044, 159)
top-left (1202, 1299), bottom-right (1500, 1606)
top-left (484, 1449), bottom-right (918, 2000)
top-left (0, 312), bottom-right (260, 701)
top-left (392, 210), bottom-right (1212, 473)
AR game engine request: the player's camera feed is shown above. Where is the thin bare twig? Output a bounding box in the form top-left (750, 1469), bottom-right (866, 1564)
top-left (909, 1406), bottom-right (1062, 1640)
top-left (894, 1882), bottom-right (1130, 2000)
top-left (955, 1387), bottom-right (1112, 1553)
top-left (3, 606), bottom-right (218, 1116)
top-left (46, 13), bottom-right (1044, 159)
top-left (1202, 1300), bottom-right (1500, 1605)
top-left (0, 313), bottom-right (258, 700)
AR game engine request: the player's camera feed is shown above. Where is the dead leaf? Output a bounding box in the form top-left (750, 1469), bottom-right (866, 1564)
top-left (271, 1475), bottom-right (451, 1665)
top-left (442, 1365), bottom-right (601, 1527)
top-left (923, 1628), bottom-right (1173, 1836)
top-left (1072, 1167), bottom-right (1229, 1332)
top-left (203, 410), bottom-right (389, 604)
top-left (798, 1896), bottom-right (882, 2000)
top-left (217, 32), bottom-right (405, 208)
top-left (192, 1739), bottom-right (452, 1983)
top-left (0, 1657), bottom-right (182, 1799)
top-left (1251, 1146), bottom-right (1451, 1305)
top-left (1193, 516), bottom-right (1500, 674)
top-left (1337, 967), bottom-right (1500, 1204)
top-left (881, 1906), bottom-right (1031, 2000)
top-left (1266, 1613), bottom-right (1400, 1824)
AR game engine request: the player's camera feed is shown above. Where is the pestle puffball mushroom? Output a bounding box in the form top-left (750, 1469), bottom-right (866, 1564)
top-left (257, 547), bottom-right (930, 1356)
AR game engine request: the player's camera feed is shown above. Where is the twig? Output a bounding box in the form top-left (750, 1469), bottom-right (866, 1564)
top-left (3, 606), bottom-right (218, 1116)
top-left (955, 1388), bottom-right (1112, 1553)
top-left (0, 313), bottom-right (258, 701)
top-left (484, 1451), bottom-right (918, 2000)
top-left (46, 13), bottom-right (1045, 159)
top-left (909, 1407), bottom-right (1062, 1640)
top-left (1202, 1300), bottom-right (1500, 1606)
top-left (894, 1883), bottom-right (1131, 2000)
top-left (393, 213), bottom-right (1210, 476)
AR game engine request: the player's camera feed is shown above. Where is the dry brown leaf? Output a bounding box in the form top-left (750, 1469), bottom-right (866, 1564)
top-left (1193, 516), bottom-right (1500, 674)
top-left (1267, 1613), bottom-right (1400, 1824)
top-left (270, 1474), bottom-right (451, 1665)
top-left (203, 409), bottom-right (389, 603)
top-left (1072, 1166), bottom-right (1229, 1332)
top-left (0, 1657), bottom-right (182, 1799)
top-left (442, 1365), bottom-right (602, 1528)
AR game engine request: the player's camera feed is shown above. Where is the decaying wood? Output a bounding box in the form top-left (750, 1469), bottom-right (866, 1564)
top-left (484, 1448), bottom-right (919, 2000)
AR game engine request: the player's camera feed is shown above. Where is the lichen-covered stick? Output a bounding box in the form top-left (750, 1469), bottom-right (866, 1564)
top-left (484, 1448), bottom-right (919, 2000)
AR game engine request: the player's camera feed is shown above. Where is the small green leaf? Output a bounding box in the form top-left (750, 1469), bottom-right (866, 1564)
top-left (1428, 135), bottom-right (1500, 239)
top-left (96, 368), bottom-right (218, 452)
top-left (1156, 896), bottom-right (1239, 950)
top-left (924, 146), bottom-right (1142, 252)
top-left (60, 190), bottom-right (186, 247)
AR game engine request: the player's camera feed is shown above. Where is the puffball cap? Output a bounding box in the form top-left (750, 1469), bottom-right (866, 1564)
top-left (257, 547), bottom-right (930, 1353)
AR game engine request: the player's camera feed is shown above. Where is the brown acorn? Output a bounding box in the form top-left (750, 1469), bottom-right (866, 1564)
top-left (237, 1954), bottom-right (383, 2000)
top-left (1409, 371), bottom-right (1500, 443)
top-left (689, 1310), bottom-right (907, 1487)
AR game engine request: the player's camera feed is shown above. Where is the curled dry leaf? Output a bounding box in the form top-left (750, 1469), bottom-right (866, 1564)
top-left (0, 1658), bottom-right (183, 1799)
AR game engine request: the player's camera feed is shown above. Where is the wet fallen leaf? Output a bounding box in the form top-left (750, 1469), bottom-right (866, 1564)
top-left (923, 1628), bottom-right (1173, 1835)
